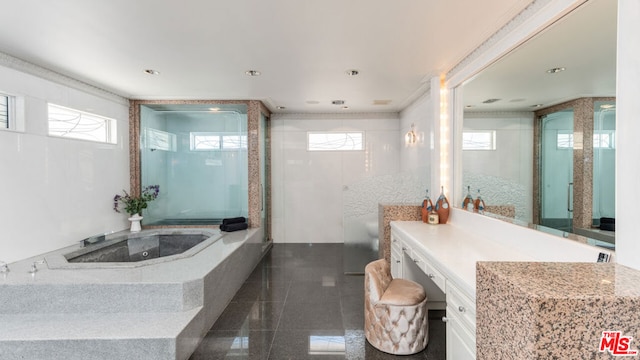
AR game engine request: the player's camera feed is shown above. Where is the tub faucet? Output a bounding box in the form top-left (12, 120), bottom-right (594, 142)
top-left (0, 261), bottom-right (9, 273)
top-left (80, 234), bottom-right (107, 247)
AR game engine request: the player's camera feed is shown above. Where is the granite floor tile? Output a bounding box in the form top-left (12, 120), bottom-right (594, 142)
top-left (211, 301), bottom-right (284, 331)
top-left (190, 330), bottom-right (275, 360)
top-left (269, 329), bottom-right (347, 360)
top-left (189, 244), bottom-right (446, 359)
top-left (278, 299), bottom-right (344, 330)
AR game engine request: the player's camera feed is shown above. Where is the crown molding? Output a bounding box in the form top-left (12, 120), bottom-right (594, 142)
top-left (0, 51), bottom-right (128, 105)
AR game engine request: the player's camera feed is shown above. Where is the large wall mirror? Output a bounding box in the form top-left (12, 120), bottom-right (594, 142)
top-left (456, 0), bottom-right (616, 246)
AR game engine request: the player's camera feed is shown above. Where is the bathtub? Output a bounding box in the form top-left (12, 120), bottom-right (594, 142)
top-left (0, 227), bottom-right (265, 360)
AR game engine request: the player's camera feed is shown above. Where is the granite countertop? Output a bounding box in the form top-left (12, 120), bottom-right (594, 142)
top-left (477, 261), bottom-right (640, 298)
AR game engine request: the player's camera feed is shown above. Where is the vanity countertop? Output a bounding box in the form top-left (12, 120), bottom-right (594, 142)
top-left (390, 213), bottom-right (614, 300)
top-left (390, 220), bottom-right (535, 299)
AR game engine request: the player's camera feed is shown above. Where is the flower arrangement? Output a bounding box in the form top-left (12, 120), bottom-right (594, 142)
top-left (113, 185), bottom-right (160, 216)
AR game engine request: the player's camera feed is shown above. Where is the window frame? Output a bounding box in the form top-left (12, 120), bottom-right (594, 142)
top-left (307, 131), bottom-right (365, 151)
top-left (47, 103), bottom-right (117, 144)
top-left (462, 130), bottom-right (497, 151)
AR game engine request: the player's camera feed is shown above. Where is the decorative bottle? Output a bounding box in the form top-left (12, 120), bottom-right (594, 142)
top-left (474, 189), bottom-right (486, 214)
top-left (435, 186), bottom-right (450, 224)
top-left (462, 186), bottom-right (474, 212)
top-left (421, 189), bottom-right (434, 223)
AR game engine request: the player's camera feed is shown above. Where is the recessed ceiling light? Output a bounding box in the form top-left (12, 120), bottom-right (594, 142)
top-left (465, 105), bottom-right (474, 108)
top-left (341, 106), bottom-right (349, 110)
top-left (306, 100), bottom-right (320, 105)
top-left (276, 106), bottom-right (286, 110)
top-left (345, 69), bottom-right (359, 76)
top-left (531, 104), bottom-right (544, 108)
top-left (332, 100), bottom-right (345, 105)
top-left (245, 70), bottom-right (261, 76)
top-left (546, 67), bottom-right (566, 74)
top-left (482, 98), bottom-right (501, 104)
top-left (144, 69), bottom-right (160, 75)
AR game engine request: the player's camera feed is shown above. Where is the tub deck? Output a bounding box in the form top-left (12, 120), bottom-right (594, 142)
top-left (0, 228), bottom-right (264, 360)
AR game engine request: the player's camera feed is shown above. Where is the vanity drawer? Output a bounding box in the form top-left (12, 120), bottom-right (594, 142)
top-left (446, 282), bottom-right (476, 330)
top-left (390, 234), bottom-right (403, 253)
top-left (421, 257), bottom-right (447, 293)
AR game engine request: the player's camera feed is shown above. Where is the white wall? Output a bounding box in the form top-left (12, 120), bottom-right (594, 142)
top-left (399, 90), bottom-right (433, 180)
top-left (271, 114), bottom-right (400, 243)
top-left (0, 64), bottom-right (130, 263)
top-left (615, 0), bottom-right (640, 270)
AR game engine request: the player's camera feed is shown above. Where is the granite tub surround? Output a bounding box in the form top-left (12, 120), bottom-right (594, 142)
top-left (378, 203), bottom-right (421, 263)
top-left (476, 262), bottom-right (640, 360)
top-left (0, 228), bottom-right (263, 360)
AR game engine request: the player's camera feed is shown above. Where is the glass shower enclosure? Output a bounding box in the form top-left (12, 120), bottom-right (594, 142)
top-left (139, 103), bottom-right (248, 225)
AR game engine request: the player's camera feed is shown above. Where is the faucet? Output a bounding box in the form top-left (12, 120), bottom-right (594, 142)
top-left (79, 234), bottom-right (106, 247)
top-left (0, 261), bottom-right (9, 273)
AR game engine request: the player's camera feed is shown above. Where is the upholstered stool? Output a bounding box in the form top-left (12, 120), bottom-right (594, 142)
top-left (364, 259), bottom-right (429, 355)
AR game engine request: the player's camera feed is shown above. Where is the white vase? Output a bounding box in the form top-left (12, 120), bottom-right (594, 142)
top-left (128, 213), bottom-right (143, 232)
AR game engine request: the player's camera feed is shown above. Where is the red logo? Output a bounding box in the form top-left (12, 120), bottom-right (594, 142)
top-left (599, 331), bottom-right (639, 356)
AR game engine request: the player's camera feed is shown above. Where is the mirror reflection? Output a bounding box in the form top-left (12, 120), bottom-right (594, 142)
top-left (459, 0), bottom-right (616, 245)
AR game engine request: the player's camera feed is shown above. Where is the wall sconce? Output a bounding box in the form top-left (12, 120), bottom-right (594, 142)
top-left (405, 123), bottom-right (417, 145)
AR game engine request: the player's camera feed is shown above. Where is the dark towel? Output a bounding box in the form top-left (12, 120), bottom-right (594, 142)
top-left (220, 222), bottom-right (248, 232)
top-left (222, 217), bottom-right (247, 226)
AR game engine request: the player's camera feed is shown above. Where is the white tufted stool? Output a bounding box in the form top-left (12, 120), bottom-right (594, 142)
top-left (364, 259), bottom-right (429, 355)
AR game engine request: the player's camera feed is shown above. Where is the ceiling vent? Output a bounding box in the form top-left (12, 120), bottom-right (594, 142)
top-left (482, 98), bottom-right (501, 104)
top-left (373, 100), bottom-right (392, 105)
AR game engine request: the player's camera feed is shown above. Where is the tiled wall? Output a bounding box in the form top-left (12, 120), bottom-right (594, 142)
top-left (0, 64), bottom-right (130, 263)
top-left (270, 113), bottom-right (400, 243)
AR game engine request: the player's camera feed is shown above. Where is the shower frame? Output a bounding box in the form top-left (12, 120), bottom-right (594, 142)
top-left (533, 96), bottom-right (615, 231)
top-left (129, 100), bottom-right (271, 234)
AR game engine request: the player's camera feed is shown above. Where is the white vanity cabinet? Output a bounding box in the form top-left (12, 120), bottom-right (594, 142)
top-left (389, 212), bottom-right (613, 360)
top-left (445, 282), bottom-right (476, 360)
top-left (390, 234), bottom-right (403, 278)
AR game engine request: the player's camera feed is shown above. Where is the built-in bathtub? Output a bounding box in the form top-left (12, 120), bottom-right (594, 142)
top-left (0, 227), bottom-right (265, 360)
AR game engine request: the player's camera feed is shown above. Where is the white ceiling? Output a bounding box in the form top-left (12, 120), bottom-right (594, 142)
top-left (0, 0), bottom-right (533, 113)
top-left (463, 0), bottom-right (617, 112)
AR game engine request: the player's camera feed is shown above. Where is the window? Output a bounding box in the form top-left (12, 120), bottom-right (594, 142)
top-left (462, 131), bottom-right (496, 150)
top-left (190, 132), bottom-right (248, 151)
top-left (557, 132), bottom-right (573, 149)
top-left (594, 130), bottom-right (615, 149)
top-left (144, 128), bottom-right (177, 152)
top-left (48, 104), bottom-right (117, 144)
top-left (557, 131), bottom-right (616, 149)
top-left (0, 94), bottom-right (9, 129)
top-left (307, 132), bottom-right (364, 151)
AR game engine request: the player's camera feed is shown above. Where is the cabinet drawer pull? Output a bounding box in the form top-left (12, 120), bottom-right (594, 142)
top-left (458, 306), bottom-right (466, 313)
top-left (428, 273), bottom-right (435, 279)
top-left (441, 317), bottom-right (450, 323)
top-left (402, 247), bottom-right (407, 251)
top-left (413, 259), bottom-right (419, 263)
top-left (392, 239), bottom-right (397, 242)
top-left (396, 260), bottom-right (401, 264)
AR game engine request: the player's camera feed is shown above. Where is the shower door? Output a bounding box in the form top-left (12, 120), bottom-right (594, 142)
top-left (140, 104), bottom-right (249, 225)
top-left (540, 109), bottom-right (574, 232)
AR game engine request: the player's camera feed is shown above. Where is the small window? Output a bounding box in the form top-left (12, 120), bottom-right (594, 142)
top-left (0, 94), bottom-right (9, 129)
top-left (594, 131), bottom-right (615, 149)
top-left (190, 132), bottom-right (247, 151)
top-left (462, 131), bottom-right (496, 150)
top-left (307, 132), bottom-right (364, 151)
top-left (48, 104), bottom-right (117, 144)
top-left (557, 132), bottom-right (573, 149)
top-left (144, 128), bottom-right (177, 152)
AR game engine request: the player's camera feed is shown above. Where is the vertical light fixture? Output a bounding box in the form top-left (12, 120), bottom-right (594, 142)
top-left (405, 123), bottom-right (417, 146)
top-left (439, 75), bottom-right (450, 193)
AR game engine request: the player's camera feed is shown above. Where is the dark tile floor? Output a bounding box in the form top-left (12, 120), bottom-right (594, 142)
top-left (189, 243), bottom-right (446, 360)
